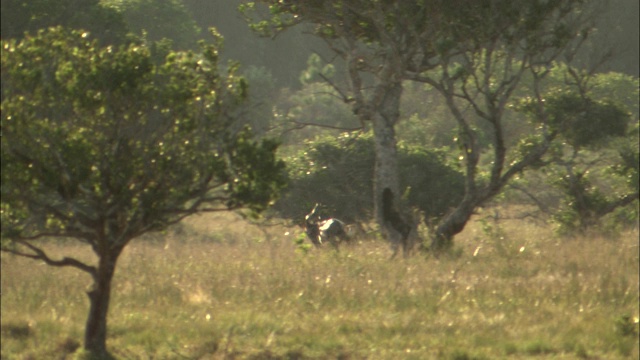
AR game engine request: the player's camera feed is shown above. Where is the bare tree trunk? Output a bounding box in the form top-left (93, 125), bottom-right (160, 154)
top-left (370, 80), bottom-right (414, 258)
top-left (432, 199), bottom-right (476, 251)
top-left (372, 117), bottom-right (399, 225)
top-left (371, 81), bottom-right (403, 227)
top-left (84, 249), bottom-right (121, 357)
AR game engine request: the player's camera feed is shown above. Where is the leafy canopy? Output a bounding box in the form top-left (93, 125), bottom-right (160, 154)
top-left (1, 27), bottom-right (286, 245)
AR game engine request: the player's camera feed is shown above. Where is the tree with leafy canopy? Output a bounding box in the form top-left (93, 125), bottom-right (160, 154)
top-left (240, 0), bottom-right (465, 254)
top-left (242, 0), bottom-right (608, 253)
top-left (405, 1), bottom-right (612, 250)
top-left (517, 71), bottom-right (638, 234)
top-left (1, 27), bottom-right (286, 357)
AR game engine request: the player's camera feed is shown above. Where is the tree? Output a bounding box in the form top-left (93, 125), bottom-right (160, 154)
top-left (1, 27), bottom-right (286, 357)
top-left (241, 1), bottom-right (455, 253)
top-left (243, 0), bottom-right (604, 252)
top-left (403, 1), bottom-right (605, 250)
top-left (518, 79), bottom-right (638, 234)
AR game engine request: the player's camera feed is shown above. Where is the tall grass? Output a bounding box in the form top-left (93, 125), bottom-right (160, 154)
top-left (1, 211), bottom-right (638, 359)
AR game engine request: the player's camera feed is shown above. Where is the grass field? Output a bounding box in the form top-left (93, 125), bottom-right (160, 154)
top-left (1, 210), bottom-right (638, 359)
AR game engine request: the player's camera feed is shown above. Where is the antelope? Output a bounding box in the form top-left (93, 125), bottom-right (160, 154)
top-left (304, 203), bottom-right (349, 249)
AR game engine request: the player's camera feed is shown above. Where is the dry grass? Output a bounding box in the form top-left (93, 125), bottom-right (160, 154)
top-left (1, 210), bottom-right (638, 359)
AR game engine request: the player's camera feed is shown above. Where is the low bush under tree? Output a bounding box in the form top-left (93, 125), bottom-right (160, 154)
top-left (273, 133), bottom-right (464, 229)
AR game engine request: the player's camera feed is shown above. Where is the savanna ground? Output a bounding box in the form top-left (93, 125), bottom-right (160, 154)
top-left (1, 208), bottom-right (638, 359)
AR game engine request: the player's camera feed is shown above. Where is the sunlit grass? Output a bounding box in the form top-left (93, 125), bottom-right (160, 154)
top-left (1, 211), bottom-right (638, 359)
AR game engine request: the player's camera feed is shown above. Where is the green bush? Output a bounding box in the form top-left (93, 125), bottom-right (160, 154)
top-left (273, 133), bottom-right (464, 224)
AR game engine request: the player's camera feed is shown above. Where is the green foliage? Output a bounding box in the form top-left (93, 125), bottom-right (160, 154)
top-left (274, 81), bottom-right (360, 145)
top-left (239, 65), bottom-right (278, 135)
top-left (521, 339), bottom-right (556, 355)
top-left (612, 314), bottom-right (640, 357)
top-left (1, 0), bottom-right (128, 45)
top-left (614, 314), bottom-right (639, 338)
top-left (244, 1), bottom-right (584, 56)
top-left (399, 144), bottom-right (465, 220)
top-left (613, 137), bottom-right (640, 194)
top-left (293, 232), bottom-right (312, 254)
top-left (1, 26), bottom-right (287, 355)
top-left (398, 82), bottom-right (458, 148)
top-left (513, 135), bottom-right (549, 170)
top-left (223, 132), bottom-right (286, 213)
top-left (537, 65), bottom-right (639, 117)
top-left (551, 171), bottom-right (609, 234)
top-left (103, 0), bottom-right (201, 50)
top-left (275, 133), bottom-right (373, 223)
top-left (299, 53), bottom-right (335, 85)
top-left (519, 91), bottom-right (629, 149)
top-left (550, 153), bottom-right (639, 235)
top-left (589, 72), bottom-right (640, 119)
top-left (1, 26), bottom-right (286, 243)
top-left (273, 133), bottom-right (464, 223)
top-left (515, 78), bottom-right (638, 234)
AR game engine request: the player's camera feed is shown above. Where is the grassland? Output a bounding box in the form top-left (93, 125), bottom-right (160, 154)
top-left (1, 210), bottom-right (638, 359)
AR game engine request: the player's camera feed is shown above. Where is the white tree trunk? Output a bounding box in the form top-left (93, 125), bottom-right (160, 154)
top-left (371, 81), bottom-right (403, 227)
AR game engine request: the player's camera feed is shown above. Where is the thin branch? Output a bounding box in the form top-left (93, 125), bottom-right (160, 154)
top-left (507, 183), bottom-right (551, 214)
top-left (317, 72), bottom-right (354, 105)
top-left (285, 119), bottom-right (364, 132)
top-left (9, 227), bottom-right (96, 244)
top-left (197, 207), bottom-right (237, 213)
top-left (497, 132), bottom-right (556, 192)
top-left (2, 240), bottom-right (97, 276)
top-left (598, 192), bottom-right (640, 217)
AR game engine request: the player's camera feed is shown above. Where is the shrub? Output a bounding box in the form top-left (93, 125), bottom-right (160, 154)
top-left (273, 133), bottom-right (464, 224)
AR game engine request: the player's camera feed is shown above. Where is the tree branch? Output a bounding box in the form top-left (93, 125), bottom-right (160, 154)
top-left (2, 240), bottom-right (97, 276)
top-left (598, 192), bottom-right (640, 217)
top-left (507, 183), bottom-right (551, 214)
top-left (284, 118), bottom-right (364, 133)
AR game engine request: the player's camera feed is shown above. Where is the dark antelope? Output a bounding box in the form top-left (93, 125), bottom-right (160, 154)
top-left (304, 203), bottom-right (349, 248)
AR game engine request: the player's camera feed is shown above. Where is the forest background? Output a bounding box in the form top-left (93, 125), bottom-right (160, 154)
top-left (2, 0), bottom-right (638, 234)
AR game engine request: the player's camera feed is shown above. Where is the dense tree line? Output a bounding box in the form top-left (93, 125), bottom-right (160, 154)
top-left (243, 0), bottom-right (638, 250)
